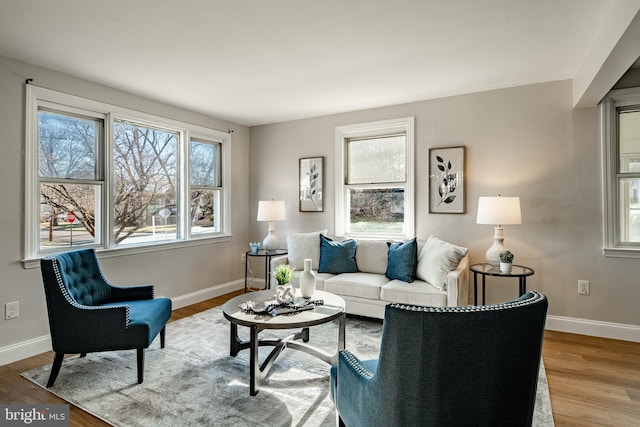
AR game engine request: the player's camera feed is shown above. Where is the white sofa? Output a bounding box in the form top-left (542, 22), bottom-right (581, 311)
top-left (272, 232), bottom-right (469, 319)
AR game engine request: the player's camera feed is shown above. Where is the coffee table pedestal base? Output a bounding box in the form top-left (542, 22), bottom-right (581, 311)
top-left (229, 314), bottom-right (346, 396)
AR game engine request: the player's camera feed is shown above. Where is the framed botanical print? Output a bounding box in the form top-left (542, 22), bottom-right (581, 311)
top-left (299, 157), bottom-right (323, 212)
top-left (429, 146), bottom-right (465, 213)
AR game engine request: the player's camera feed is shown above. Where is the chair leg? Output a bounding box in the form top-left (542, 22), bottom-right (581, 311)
top-left (160, 326), bottom-right (166, 349)
top-left (47, 352), bottom-right (64, 388)
top-left (137, 348), bottom-right (144, 384)
top-left (80, 353), bottom-right (87, 358)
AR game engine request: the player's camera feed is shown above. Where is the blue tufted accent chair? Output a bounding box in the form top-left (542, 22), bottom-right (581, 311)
top-left (330, 291), bottom-right (548, 427)
top-left (40, 248), bottom-right (172, 387)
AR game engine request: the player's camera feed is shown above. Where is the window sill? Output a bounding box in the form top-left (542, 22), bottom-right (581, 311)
top-left (602, 247), bottom-right (640, 259)
top-left (22, 234), bottom-right (232, 269)
top-left (343, 232), bottom-right (413, 241)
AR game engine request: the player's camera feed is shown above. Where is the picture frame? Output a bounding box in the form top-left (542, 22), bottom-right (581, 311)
top-left (299, 156), bottom-right (324, 212)
top-left (429, 146), bottom-right (465, 214)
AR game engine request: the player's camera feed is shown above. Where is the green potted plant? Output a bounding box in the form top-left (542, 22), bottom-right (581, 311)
top-left (499, 250), bottom-right (514, 273)
top-left (273, 264), bottom-right (295, 303)
top-left (273, 264), bottom-right (295, 286)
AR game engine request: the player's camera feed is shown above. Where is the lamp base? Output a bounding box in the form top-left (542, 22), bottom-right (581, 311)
top-left (262, 222), bottom-right (279, 251)
top-left (485, 226), bottom-right (507, 266)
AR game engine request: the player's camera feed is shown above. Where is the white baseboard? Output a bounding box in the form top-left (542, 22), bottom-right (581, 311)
top-left (170, 279), bottom-right (244, 310)
top-left (546, 315), bottom-right (640, 342)
top-left (0, 279), bottom-right (246, 367)
top-left (0, 334), bottom-right (52, 367)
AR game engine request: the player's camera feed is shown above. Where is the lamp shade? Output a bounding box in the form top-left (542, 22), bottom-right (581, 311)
top-left (257, 200), bottom-right (286, 222)
top-left (476, 196), bottom-right (522, 225)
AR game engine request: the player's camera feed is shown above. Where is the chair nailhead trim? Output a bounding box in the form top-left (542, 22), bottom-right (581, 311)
top-left (44, 256), bottom-right (131, 328)
top-left (341, 350), bottom-right (374, 380)
top-left (389, 291), bottom-right (545, 313)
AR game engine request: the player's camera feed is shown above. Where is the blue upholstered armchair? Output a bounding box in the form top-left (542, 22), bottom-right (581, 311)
top-left (330, 291), bottom-right (548, 427)
top-left (40, 249), bottom-right (172, 387)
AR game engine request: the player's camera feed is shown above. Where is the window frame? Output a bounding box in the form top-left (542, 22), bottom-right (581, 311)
top-left (188, 137), bottom-right (223, 236)
top-left (601, 87), bottom-right (640, 258)
top-left (24, 85), bottom-right (231, 267)
top-left (36, 106), bottom-right (107, 251)
top-left (335, 117), bottom-right (415, 239)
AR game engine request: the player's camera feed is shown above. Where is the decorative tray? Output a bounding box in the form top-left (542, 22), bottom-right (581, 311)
top-left (239, 298), bottom-right (324, 316)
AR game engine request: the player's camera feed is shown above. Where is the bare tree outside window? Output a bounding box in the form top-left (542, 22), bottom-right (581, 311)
top-left (28, 86), bottom-right (229, 259)
top-left (189, 140), bottom-right (220, 233)
top-left (38, 112), bottom-right (182, 248)
top-left (113, 121), bottom-right (178, 244)
top-left (38, 111), bottom-right (100, 249)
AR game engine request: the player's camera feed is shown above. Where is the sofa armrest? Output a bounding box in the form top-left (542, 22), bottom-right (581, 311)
top-left (446, 253), bottom-right (469, 307)
top-left (270, 255), bottom-right (289, 272)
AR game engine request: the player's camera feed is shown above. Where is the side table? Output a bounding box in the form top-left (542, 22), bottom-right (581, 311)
top-left (470, 263), bottom-right (534, 305)
top-left (245, 249), bottom-right (288, 292)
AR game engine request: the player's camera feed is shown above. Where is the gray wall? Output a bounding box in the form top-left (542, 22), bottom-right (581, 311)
top-left (250, 80), bottom-right (640, 327)
top-left (0, 56), bottom-right (250, 352)
top-left (2, 53), bottom-right (638, 359)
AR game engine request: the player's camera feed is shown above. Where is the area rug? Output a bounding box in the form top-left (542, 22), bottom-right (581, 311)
top-left (22, 307), bottom-right (554, 426)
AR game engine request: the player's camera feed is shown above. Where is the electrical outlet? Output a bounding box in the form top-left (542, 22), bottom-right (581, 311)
top-left (578, 280), bottom-right (590, 295)
top-left (240, 253), bottom-right (246, 264)
top-left (5, 301), bottom-right (19, 319)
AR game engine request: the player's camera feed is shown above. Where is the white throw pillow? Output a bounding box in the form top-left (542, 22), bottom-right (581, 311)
top-left (286, 230), bottom-right (327, 270)
top-left (416, 236), bottom-right (468, 290)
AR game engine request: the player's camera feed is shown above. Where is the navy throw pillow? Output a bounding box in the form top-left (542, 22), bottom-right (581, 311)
top-left (385, 238), bottom-right (418, 283)
top-left (318, 235), bottom-right (358, 274)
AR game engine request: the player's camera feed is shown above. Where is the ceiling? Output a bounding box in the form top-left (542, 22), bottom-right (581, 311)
top-left (0, 0), bottom-right (634, 126)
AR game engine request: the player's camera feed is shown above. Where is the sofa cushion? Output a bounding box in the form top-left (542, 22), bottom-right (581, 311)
top-left (287, 230), bottom-right (326, 270)
top-left (416, 236), bottom-right (468, 290)
top-left (385, 238), bottom-right (418, 283)
top-left (319, 235), bottom-right (358, 274)
top-left (381, 279), bottom-right (447, 307)
top-left (354, 240), bottom-right (389, 275)
top-left (324, 273), bottom-right (389, 300)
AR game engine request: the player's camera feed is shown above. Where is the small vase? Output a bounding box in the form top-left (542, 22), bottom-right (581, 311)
top-left (299, 258), bottom-right (316, 299)
top-left (500, 262), bottom-right (513, 273)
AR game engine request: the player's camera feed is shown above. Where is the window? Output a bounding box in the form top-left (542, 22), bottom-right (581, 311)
top-left (602, 88), bottom-right (640, 257)
top-left (335, 117), bottom-right (414, 238)
top-left (112, 120), bottom-right (179, 245)
top-left (38, 109), bottom-right (104, 251)
top-left (189, 139), bottom-right (222, 236)
top-left (25, 86), bottom-right (230, 264)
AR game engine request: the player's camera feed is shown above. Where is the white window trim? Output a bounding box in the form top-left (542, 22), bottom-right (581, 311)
top-left (187, 137), bottom-right (224, 236)
top-left (23, 85), bottom-right (231, 268)
top-left (335, 117), bottom-right (415, 239)
top-left (601, 87), bottom-right (640, 258)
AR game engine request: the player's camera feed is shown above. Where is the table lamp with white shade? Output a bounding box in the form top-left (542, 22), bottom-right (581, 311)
top-left (257, 200), bottom-right (287, 251)
top-left (476, 196), bottom-right (522, 266)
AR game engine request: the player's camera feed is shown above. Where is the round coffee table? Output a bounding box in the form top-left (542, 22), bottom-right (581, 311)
top-left (223, 289), bottom-right (346, 396)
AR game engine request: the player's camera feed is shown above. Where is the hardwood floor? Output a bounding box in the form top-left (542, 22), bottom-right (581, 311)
top-left (543, 330), bottom-right (640, 426)
top-left (0, 290), bottom-right (243, 427)
top-left (1, 289), bottom-right (638, 426)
